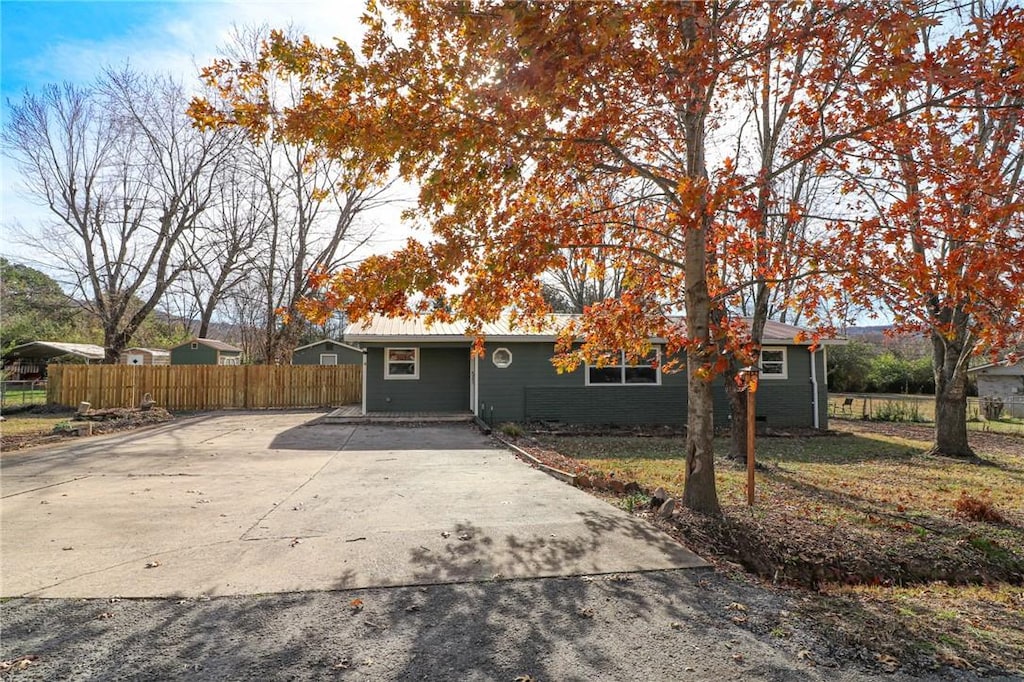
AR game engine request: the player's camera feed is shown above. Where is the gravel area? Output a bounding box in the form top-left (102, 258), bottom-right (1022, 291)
top-left (2, 569), bottom-right (1011, 681)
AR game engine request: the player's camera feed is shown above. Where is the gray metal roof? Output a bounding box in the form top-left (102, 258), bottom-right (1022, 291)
top-left (292, 338), bottom-right (365, 353)
top-left (345, 314), bottom-right (834, 345)
top-left (4, 341), bottom-right (106, 361)
top-left (173, 338), bottom-right (242, 352)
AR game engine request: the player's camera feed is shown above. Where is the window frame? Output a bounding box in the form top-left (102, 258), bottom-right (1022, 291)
top-left (759, 346), bottom-right (788, 380)
top-left (384, 347), bottom-right (420, 380)
top-left (585, 348), bottom-right (662, 386)
top-left (219, 355), bottom-right (240, 366)
top-left (491, 347), bottom-right (513, 368)
top-left (319, 353), bottom-right (339, 366)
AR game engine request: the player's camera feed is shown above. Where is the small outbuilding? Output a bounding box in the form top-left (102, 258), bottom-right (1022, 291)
top-left (121, 348), bottom-right (171, 366)
top-left (2, 341), bottom-right (105, 379)
top-left (291, 339), bottom-right (364, 366)
top-left (968, 360), bottom-right (1024, 418)
top-left (170, 338), bottom-right (243, 366)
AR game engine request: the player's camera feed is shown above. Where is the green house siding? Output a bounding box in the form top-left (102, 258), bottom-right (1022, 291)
top-left (479, 342), bottom-right (827, 429)
top-left (171, 343), bottom-right (219, 365)
top-left (364, 345), bottom-right (470, 412)
top-left (293, 341), bottom-right (363, 365)
top-left (358, 339), bottom-right (828, 430)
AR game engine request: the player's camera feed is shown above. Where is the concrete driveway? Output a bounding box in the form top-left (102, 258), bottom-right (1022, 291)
top-left (1, 412), bottom-right (703, 599)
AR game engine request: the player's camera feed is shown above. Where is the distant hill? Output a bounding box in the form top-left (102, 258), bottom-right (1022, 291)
top-left (844, 325), bottom-right (894, 337)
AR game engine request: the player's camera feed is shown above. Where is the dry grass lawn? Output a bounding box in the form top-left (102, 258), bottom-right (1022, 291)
top-left (530, 422), bottom-right (1023, 675)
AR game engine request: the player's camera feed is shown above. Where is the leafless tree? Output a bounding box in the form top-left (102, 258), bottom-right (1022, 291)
top-left (4, 69), bottom-right (233, 363)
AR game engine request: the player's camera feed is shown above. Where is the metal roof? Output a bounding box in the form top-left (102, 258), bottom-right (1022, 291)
top-left (173, 338), bottom-right (242, 352)
top-left (292, 338), bottom-right (365, 353)
top-left (124, 347), bottom-right (171, 357)
top-left (345, 314), bottom-right (835, 345)
top-left (3, 341), bottom-right (106, 361)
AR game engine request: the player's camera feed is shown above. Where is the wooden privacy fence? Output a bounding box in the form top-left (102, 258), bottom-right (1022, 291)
top-left (46, 364), bottom-right (362, 410)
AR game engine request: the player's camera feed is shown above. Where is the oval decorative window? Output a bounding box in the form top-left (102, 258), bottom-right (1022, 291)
top-left (492, 347), bottom-right (512, 368)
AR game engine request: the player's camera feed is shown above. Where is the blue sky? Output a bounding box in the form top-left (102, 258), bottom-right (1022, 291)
top-left (1, 1), bottom-right (365, 106)
top-left (0, 1), bottom-right (408, 265)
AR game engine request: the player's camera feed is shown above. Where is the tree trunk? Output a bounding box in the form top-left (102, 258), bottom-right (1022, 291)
top-left (684, 356), bottom-right (722, 514)
top-left (930, 331), bottom-right (975, 458)
top-left (724, 370), bottom-right (748, 461)
top-left (103, 328), bottom-right (131, 365)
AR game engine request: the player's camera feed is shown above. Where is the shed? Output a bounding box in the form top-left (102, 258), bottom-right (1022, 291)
top-left (170, 338), bottom-right (243, 365)
top-left (345, 314), bottom-right (839, 430)
top-left (2, 341), bottom-right (105, 379)
top-left (121, 348), bottom-right (171, 366)
top-left (292, 339), bottom-right (364, 366)
top-left (968, 360), bottom-right (1024, 418)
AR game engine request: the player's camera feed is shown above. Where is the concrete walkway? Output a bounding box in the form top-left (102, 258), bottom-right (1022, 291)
top-left (1, 412), bottom-right (703, 598)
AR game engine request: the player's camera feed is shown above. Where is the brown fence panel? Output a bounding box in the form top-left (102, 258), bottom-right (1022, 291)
top-left (46, 364), bottom-right (362, 410)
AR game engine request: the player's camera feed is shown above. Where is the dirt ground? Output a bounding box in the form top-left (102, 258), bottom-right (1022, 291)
top-left (1, 568), bottom-right (1003, 682)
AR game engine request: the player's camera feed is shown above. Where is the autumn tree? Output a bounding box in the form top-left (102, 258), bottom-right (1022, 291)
top-left (4, 70), bottom-right (233, 363)
top-left (821, 1), bottom-right (1024, 457)
top-left (195, 2), bottom-right (945, 513)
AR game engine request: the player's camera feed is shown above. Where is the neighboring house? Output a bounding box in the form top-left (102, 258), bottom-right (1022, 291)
top-left (344, 315), bottom-right (838, 429)
top-left (120, 348), bottom-right (171, 366)
top-left (2, 341), bottom-right (105, 379)
top-left (968, 360), bottom-right (1024, 418)
top-left (291, 339), bottom-right (364, 366)
top-left (170, 338), bottom-right (243, 365)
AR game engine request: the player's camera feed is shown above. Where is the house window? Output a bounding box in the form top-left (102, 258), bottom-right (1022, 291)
top-left (385, 347), bottom-right (419, 380)
top-left (190, 342), bottom-right (198, 350)
top-left (759, 347), bottom-right (787, 379)
top-left (586, 349), bottom-right (661, 385)
top-left (219, 355), bottom-right (240, 366)
top-left (320, 353), bottom-right (338, 366)
top-left (492, 347), bottom-right (512, 368)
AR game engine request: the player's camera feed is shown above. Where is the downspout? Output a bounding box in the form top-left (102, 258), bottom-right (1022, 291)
top-left (361, 351), bottom-right (367, 416)
top-left (810, 347), bottom-right (820, 429)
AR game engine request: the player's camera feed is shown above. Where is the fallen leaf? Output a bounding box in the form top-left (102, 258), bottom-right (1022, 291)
top-left (97, 612), bottom-right (114, 620)
top-left (514, 676), bottom-right (534, 682)
top-left (405, 604), bottom-right (421, 612)
top-left (334, 659), bottom-right (350, 669)
top-left (440, 531), bottom-right (451, 538)
top-left (670, 621), bottom-right (683, 630)
top-left (350, 598), bottom-right (364, 611)
top-left (144, 561), bottom-right (161, 569)
top-left (290, 538), bottom-right (302, 547)
top-left (797, 650), bottom-right (814, 664)
top-left (576, 607), bottom-right (595, 619)
top-left (935, 647), bottom-right (973, 669)
top-left (727, 602), bottom-right (748, 612)
top-left (458, 533), bottom-right (471, 541)
top-left (875, 653), bottom-right (900, 672)
top-left (62, 546), bottom-right (74, 551)
top-left (0, 655), bottom-right (38, 672)
top-left (732, 653), bottom-right (745, 663)
top-left (730, 615), bottom-right (748, 625)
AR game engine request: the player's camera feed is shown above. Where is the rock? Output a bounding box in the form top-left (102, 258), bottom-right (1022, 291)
top-left (657, 498), bottom-right (676, 519)
top-left (624, 481), bottom-right (641, 494)
top-left (576, 475), bottom-right (592, 489)
top-left (651, 487), bottom-right (668, 507)
top-left (608, 479), bottom-right (626, 494)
